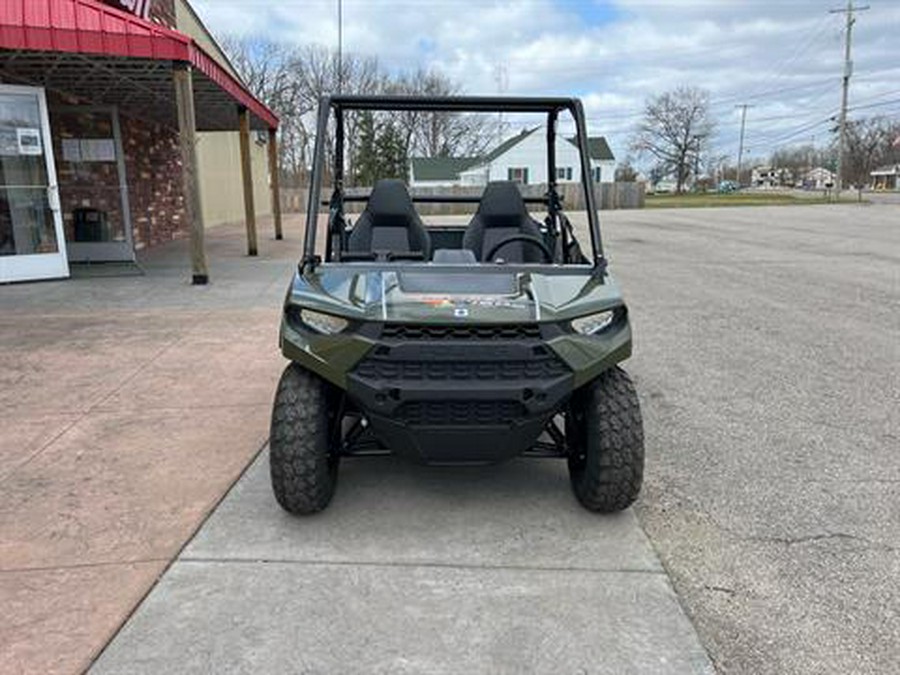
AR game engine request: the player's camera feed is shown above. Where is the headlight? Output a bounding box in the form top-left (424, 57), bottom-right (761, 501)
top-left (571, 310), bottom-right (615, 335)
top-left (298, 308), bottom-right (348, 335)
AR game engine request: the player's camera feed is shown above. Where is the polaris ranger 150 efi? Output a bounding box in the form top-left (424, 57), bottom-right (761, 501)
top-left (271, 95), bottom-right (643, 514)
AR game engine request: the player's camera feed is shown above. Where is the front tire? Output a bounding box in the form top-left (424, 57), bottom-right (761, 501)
top-left (269, 364), bottom-right (339, 515)
top-left (567, 366), bottom-right (644, 512)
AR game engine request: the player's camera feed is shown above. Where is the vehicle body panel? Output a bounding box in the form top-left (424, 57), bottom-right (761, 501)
top-left (285, 265), bottom-right (626, 324)
top-left (281, 266), bottom-right (632, 392)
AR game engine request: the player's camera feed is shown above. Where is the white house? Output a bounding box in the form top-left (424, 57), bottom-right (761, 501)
top-left (801, 167), bottom-right (835, 190)
top-left (751, 166), bottom-right (793, 188)
top-left (409, 127), bottom-right (615, 188)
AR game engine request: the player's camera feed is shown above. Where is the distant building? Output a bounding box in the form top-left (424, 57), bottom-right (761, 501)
top-left (870, 164), bottom-right (899, 191)
top-left (751, 166), bottom-right (793, 188)
top-left (409, 128), bottom-right (615, 188)
top-left (800, 167), bottom-right (835, 190)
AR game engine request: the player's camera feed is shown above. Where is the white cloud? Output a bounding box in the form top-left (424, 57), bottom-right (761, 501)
top-left (190, 0), bottom-right (900, 163)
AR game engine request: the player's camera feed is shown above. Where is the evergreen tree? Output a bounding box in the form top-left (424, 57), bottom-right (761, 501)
top-left (353, 112), bottom-right (408, 186)
top-left (353, 111), bottom-right (379, 186)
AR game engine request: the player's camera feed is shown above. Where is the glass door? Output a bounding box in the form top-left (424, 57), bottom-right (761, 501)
top-left (0, 85), bottom-right (68, 282)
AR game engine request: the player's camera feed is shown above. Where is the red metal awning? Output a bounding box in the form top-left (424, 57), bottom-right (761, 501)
top-left (0, 0), bottom-right (278, 130)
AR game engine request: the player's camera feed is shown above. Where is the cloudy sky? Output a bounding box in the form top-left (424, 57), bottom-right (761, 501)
top-left (191, 0), bottom-right (900, 165)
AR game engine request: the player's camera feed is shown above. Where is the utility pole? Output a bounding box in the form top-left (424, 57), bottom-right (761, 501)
top-left (337, 0), bottom-right (343, 94)
top-left (830, 0), bottom-right (869, 195)
top-left (692, 134), bottom-right (704, 191)
top-left (735, 104), bottom-right (753, 187)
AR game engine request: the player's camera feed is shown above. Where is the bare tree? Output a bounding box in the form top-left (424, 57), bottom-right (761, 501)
top-left (614, 158), bottom-right (638, 182)
top-left (223, 38), bottom-right (385, 185)
top-left (403, 69), bottom-right (494, 158)
top-left (224, 38), bottom-right (493, 186)
top-left (771, 145), bottom-right (835, 172)
top-left (841, 116), bottom-right (900, 188)
top-left (631, 86), bottom-right (713, 193)
top-left (379, 68), bottom-right (495, 160)
top-left (221, 36), bottom-right (312, 185)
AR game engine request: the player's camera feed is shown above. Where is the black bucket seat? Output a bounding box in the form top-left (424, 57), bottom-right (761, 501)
top-left (348, 179), bottom-right (431, 258)
top-left (463, 181), bottom-right (545, 262)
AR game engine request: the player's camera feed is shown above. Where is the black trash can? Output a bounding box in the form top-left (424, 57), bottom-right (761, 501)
top-left (72, 208), bottom-right (109, 242)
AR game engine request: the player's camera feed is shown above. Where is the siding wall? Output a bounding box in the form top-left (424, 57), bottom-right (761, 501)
top-left (174, 1), bottom-right (273, 228)
top-left (477, 133), bottom-right (615, 185)
top-left (486, 133), bottom-right (577, 185)
top-left (196, 131), bottom-right (271, 228)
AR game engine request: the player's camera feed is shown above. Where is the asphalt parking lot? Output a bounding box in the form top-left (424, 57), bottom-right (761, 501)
top-left (612, 203), bottom-right (899, 673)
top-left (71, 202), bottom-right (900, 673)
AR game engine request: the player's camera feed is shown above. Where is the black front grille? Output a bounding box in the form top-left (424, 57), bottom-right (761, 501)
top-left (354, 356), bottom-right (569, 381)
top-left (381, 324), bottom-right (542, 341)
top-left (396, 400), bottom-right (525, 425)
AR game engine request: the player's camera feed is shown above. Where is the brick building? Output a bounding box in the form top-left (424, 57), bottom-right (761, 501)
top-left (0, 0), bottom-right (280, 283)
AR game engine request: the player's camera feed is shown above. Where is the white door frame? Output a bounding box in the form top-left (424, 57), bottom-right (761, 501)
top-left (59, 105), bottom-right (136, 263)
top-left (0, 84), bottom-right (69, 282)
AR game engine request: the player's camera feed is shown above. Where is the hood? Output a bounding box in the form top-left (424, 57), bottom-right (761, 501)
top-left (288, 265), bottom-right (624, 324)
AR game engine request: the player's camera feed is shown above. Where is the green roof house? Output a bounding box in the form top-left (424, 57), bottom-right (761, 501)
top-left (409, 128), bottom-right (615, 187)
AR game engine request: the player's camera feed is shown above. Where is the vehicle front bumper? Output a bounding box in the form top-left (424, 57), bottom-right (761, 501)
top-left (346, 338), bottom-right (574, 464)
top-left (281, 318), bottom-right (631, 464)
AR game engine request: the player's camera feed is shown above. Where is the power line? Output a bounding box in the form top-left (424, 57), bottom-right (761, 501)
top-left (846, 87), bottom-right (900, 106)
top-left (746, 116), bottom-right (834, 149)
top-left (848, 97), bottom-right (900, 113)
top-left (735, 14), bottom-right (837, 102)
top-left (708, 79), bottom-right (837, 109)
top-left (578, 80), bottom-right (840, 128)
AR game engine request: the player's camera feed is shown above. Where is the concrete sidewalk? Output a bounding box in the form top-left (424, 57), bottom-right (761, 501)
top-left (0, 217), bottom-right (298, 674)
top-left (90, 451), bottom-right (712, 674)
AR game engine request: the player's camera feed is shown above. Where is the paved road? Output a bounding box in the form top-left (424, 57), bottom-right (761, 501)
top-left (865, 190), bottom-right (900, 206)
top-left (604, 203), bottom-right (899, 673)
top-left (91, 202), bottom-right (897, 674)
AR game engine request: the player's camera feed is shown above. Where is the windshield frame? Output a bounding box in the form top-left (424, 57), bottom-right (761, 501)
top-left (301, 95), bottom-right (606, 273)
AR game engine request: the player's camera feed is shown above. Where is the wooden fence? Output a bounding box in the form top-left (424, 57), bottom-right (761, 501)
top-left (280, 182), bottom-right (645, 215)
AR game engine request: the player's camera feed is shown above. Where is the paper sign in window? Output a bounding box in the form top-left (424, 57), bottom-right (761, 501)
top-left (80, 139), bottom-right (116, 162)
top-left (16, 128), bottom-right (42, 156)
top-left (62, 138), bottom-right (82, 163)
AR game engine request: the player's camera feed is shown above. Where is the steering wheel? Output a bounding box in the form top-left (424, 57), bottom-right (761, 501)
top-left (484, 234), bottom-right (554, 263)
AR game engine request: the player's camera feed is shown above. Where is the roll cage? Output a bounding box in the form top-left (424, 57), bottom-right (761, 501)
top-left (300, 95), bottom-right (607, 275)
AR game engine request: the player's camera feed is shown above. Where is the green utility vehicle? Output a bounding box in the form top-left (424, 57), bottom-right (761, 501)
top-left (271, 95), bottom-right (643, 514)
